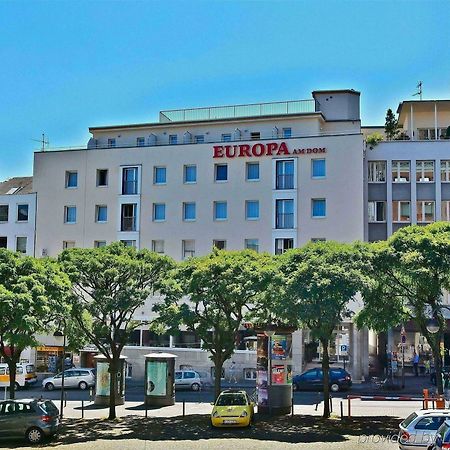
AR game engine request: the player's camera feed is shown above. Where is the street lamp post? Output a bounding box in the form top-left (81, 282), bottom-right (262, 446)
top-left (53, 330), bottom-right (66, 420)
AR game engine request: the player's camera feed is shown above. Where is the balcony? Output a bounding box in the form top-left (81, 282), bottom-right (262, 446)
top-left (276, 213), bottom-right (294, 229)
top-left (121, 217), bottom-right (136, 232)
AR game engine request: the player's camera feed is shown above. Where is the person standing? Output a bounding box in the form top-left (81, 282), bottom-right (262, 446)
top-left (413, 350), bottom-right (420, 377)
top-left (228, 361), bottom-right (238, 384)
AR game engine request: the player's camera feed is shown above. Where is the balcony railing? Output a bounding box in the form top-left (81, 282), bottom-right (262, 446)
top-left (160, 99), bottom-right (317, 123)
top-left (276, 174), bottom-right (294, 190)
top-left (276, 213), bottom-right (294, 229)
top-left (121, 217), bottom-right (136, 232)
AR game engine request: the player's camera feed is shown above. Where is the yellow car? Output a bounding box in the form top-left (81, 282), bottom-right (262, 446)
top-left (211, 390), bottom-right (255, 427)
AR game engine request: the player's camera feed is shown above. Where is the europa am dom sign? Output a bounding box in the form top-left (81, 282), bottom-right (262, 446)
top-left (212, 142), bottom-right (326, 158)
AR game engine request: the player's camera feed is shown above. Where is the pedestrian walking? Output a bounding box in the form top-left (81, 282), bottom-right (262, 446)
top-left (413, 350), bottom-right (420, 377)
top-left (228, 361), bottom-right (238, 384)
top-left (424, 359), bottom-right (431, 375)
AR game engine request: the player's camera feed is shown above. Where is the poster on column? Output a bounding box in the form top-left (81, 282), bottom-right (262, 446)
top-left (146, 361), bottom-right (167, 396)
top-left (97, 362), bottom-right (110, 396)
top-left (257, 370), bottom-right (268, 406)
top-left (272, 365), bottom-right (285, 384)
top-left (257, 334), bottom-right (268, 370)
top-left (271, 335), bottom-right (292, 360)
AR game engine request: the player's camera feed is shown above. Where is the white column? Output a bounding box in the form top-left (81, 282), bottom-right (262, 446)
top-left (169, 335), bottom-right (174, 348)
top-left (386, 160), bottom-right (393, 237)
top-left (436, 158), bottom-right (442, 220)
top-left (411, 159), bottom-right (417, 225)
top-left (435, 102), bottom-right (438, 140)
top-left (410, 104), bottom-right (415, 140)
top-left (139, 329), bottom-right (143, 347)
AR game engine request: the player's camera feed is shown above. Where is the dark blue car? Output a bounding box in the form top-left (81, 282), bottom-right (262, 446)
top-left (292, 367), bottom-right (352, 392)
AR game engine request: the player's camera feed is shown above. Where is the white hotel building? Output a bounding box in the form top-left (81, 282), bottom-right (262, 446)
top-left (28, 90), bottom-right (450, 380)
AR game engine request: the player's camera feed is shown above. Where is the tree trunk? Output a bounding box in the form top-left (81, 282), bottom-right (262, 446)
top-left (108, 359), bottom-right (118, 420)
top-left (214, 358), bottom-right (224, 402)
top-left (432, 342), bottom-right (444, 395)
top-left (320, 338), bottom-right (331, 419)
top-left (8, 361), bottom-right (17, 400)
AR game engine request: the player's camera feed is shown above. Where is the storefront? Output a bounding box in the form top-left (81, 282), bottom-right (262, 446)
top-left (35, 346), bottom-right (64, 373)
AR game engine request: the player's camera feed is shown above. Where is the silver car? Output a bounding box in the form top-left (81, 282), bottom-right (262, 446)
top-left (175, 370), bottom-right (202, 391)
top-left (399, 409), bottom-right (450, 450)
top-left (0, 399), bottom-right (60, 444)
top-left (42, 368), bottom-right (95, 391)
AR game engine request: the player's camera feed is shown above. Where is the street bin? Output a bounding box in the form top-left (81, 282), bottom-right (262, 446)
top-left (144, 353), bottom-right (177, 407)
top-left (94, 355), bottom-right (127, 406)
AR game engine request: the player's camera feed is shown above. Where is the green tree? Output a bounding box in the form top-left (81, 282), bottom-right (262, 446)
top-left (356, 223), bottom-right (450, 395)
top-left (59, 242), bottom-right (174, 420)
top-left (0, 250), bottom-right (70, 399)
top-left (278, 242), bottom-right (370, 418)
top-left (154, 249), bottom-right (274, 400)
top-left (385, 108), bottom-right (399, 140)
top-left (366, 132), bottom-right (384, 148)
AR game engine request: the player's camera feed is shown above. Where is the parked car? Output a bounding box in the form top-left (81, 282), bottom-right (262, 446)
top-left (428, 419), bottom-right (450, 449)
top-left (292, 367), bottom-right (352, 392)
top-left (211, 389), bottom-right (254, 428)
top-left (398, 409), bottom-right (450, 450)
top-left (42, 368), bottom-right (95, 391)
top-left (174, 370), bottom-right (202, 391)
top-left (0, 399), bottom-right (60, 444)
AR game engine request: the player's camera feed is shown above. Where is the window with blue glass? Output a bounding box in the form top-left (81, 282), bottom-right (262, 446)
top-left (65, 206), bottom-right (76, 223)
top-left (222, 134), bottom-right (232, 142)
top-left (96, 205), bottom-right (107, 222)
top-left (183, 202), bottom-right (196, 221)
top-left (184, 165), bottom-right (197, 183)
top-left (169, 135), bottom-right (177, 145)
top-left (153, 203), bottom-right (166, 221)
top-left (282, 128), bottom-right (292, 138)
top-left (122, 167), bottom-right (138, 194)
top-left (246, 162), bottom-right (259, 181)
top-left (276, 160), bottom-right (294, 189)
top-left (246, 201), bottom-right (259, 220)
top-left (312, 199), bottom-right (326, 218)
top-left (312, 159), bottom-right (326, 178)
top-left (275, 199), bottom-right (294, 229)
top-left (154, 167), bottom-right (167, 184)
top-left (66, 171), bottom-right (78, 188)
top-left (214, 201), bottom-right (227, 220)
top-left (215, 164), bottom-right (228, 182)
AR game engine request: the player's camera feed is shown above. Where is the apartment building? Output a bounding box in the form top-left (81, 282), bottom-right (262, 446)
top-left (32, 89), bottom-right (370, 380)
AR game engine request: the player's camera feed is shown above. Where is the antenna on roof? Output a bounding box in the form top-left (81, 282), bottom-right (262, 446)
top-left (31, 133), bottom-right (49, 151)
top-left (412, 81), bottom-right (423, 100)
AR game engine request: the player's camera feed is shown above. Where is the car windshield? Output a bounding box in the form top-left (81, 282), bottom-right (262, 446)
top-left (39, 401), bottom-right (59, 416)
top-left (401, 412), bottom-right (418, 428)
top-left (216, 394), bottom-right (247, 406)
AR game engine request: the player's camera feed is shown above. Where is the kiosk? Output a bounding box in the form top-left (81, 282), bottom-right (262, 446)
top-left (144, 353), bottom-right (177, 407)
top-left (94, 355), bottom-right (127, 406)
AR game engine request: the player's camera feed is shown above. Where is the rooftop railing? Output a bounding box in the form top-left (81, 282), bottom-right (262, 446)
top-left (159, 99), bottom-right (318, 123)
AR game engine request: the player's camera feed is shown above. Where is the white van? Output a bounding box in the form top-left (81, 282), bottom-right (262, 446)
top-left (0, 363), bottom-right (37, 389)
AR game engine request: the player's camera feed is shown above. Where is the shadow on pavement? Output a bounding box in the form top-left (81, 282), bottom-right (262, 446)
top-left (0, 414), bottom-right (401, 448)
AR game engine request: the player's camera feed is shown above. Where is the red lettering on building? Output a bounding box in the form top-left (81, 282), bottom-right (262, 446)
top-left (213, 146), bottom-right (224, 158)
top-left (266, 142), bottom-right (278, 155)
top-left (277, 142), bottom-right (290, 155)
top-left (252, 143), bottom-right (265, 157)
top-left (225, 145), bottom-right (237, 158)
top-left (238, 144), bottom-right (251, 157)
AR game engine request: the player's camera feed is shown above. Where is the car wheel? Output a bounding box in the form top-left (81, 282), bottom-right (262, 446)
top-left (45, 382), bottom-right (55, 391)
top-left (191, 382), bottom-right (200, 392)
top-left (330, 383), bottom-right (340, 393)
top-left (26, 427), bottom-right (44, 444)
top-left (79, 381), bottom-right (88, 390)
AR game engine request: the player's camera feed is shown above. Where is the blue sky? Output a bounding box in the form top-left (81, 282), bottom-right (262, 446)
top-left (1, 0), bottom-right (449, 180)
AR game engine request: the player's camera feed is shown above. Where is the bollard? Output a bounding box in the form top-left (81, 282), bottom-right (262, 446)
top-left (423, 389), bottom-right (429, 409)
top-left (329, 395), bottom-right (333, 413)
top-left (340, 401), bottom-right (343, 420)
top-left (347, 396), bottom-right (351, 418)
top-left (89, 387), bottom-right (93, 402)
top-left (81, 400), bottom-right (84, 419)
top-left (182, 400), bottom-right (185, 417)
top-left (64, 391), bottom-right (67, 407)
top-left (145, 404), bottom-right (148, 418)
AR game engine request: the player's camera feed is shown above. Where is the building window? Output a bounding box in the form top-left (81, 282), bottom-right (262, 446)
top-left (194, 135), bottom-right (204, 144)
top-left (392, 161), bottom-right (410, 183)
top-left (122, 167), bottom-right (138, 194)
top-left (153, 203), bottom-right (166, 221)
top-left (64, 206), bottom-right (76, 224)
top-left (392, 201), bottom-right (411, 222)
top-left (0, 205), bottom-right (8, 222)
top-left (154, 166), bottom-right (167, 184)
top-left (275, 199), bottom-right (294, 229)
top-left (282, 128), bottom-right (292, 138)
top-left (417, 201), bottom-right (435, 223)
top-left (152, 240), bottom-right (164, 254)
top-left (418, 128), bottom-right (449, 140)
top-left (275, 238), bottom-right (293, 255)
top-left (214, 201), bottom-right (227, 220)
top-left (94, 241), bottom-right (106, 248)
top-left (416, 161), bottom-right (434, 182)
top-left (368, 161), bottom-right (386, 183)
top-left (368, 201), bottom-right (386, 222)
top-left (222, 134), bottom-right (232, 142)
top-left (17, 204), bottom-right (29, 222)
top-left (0, 237), bottom-right (7, 248)
top-left (250, 132), bottom-right (260, 140)
top-left (215, 164), bottom-right (228, 182)
top-left (442, 201), bottom-right (450, 221)
top-left (121, 203), bottom-right (137, 231)
top-left (183, 202), bottom-right (196, 221)
top-left (169, 135), bottom-right (177, 145)
top-left (246, 200), bottom-right (259, 220)
top-left (276, 160), bottom-right (294, 189)
top-left (182, 240), bottom-right (195, 259)
top-left (441, 161), bottom-right (450, 182)
top-left (213, 240), bottom-right (226, 250)
top-left (63, 241), bottom-right (75, 249)
top-left (96, 169), bottom-right (108, 187)
top-left (312, 199), bottom-right (326, 218)
top-left (121, 240), bottom-right (136, 247)
top-left (312, 159), bottom-right (326, 178)
top-left (95, 205), bottom-right (107, 223)
top-left (136, 137), bottom-right (145, 147)
top-left (246, 162), bottom-right (259, 181)
top-left (107, 138), bottom-right (116, 148)
top-left (65, 171), bottom-right (78, 188)
top-left (184, 165), bottom-right (197, 183)
top-left (245, 239), bottom-right (259, 252)
top-left (16, 237), bottom-right (27, 254)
